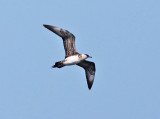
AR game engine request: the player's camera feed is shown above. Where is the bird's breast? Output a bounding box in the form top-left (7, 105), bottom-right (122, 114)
top-left (63, 55), bottom-right (82, 65)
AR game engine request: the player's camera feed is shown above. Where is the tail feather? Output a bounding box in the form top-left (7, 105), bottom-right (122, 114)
top-left (52, 61), bottom-right (64, 68)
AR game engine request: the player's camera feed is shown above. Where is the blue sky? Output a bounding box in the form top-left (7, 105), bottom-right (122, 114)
top-left (0, 0), bottom-right (160, 119)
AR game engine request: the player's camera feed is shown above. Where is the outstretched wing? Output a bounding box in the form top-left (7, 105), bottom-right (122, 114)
top-left (43, 24), bottom-right (79, 58)
top-left (77, 60), bottom-right (96, 90)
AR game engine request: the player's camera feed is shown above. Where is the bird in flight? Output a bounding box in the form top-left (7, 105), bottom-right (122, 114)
top-left (43, 25), bottom-right (96, 90)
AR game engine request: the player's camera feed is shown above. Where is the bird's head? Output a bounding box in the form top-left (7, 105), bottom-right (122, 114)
top-left (85, 54), bottom-right (92, 58)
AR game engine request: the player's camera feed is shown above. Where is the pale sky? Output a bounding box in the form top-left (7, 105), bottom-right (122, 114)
top-left (0, 0), bottom-right (160, 119)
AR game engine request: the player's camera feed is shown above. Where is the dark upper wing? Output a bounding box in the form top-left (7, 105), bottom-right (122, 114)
top-left (77, 60), bottom-right (96, 90)
top-left (43, 24), bottom-right (78, 58)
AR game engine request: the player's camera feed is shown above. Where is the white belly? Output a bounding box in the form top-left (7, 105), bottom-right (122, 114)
top-left (63, 56), bottom-right (81, 65)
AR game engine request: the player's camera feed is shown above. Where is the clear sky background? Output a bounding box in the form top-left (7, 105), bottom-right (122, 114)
top-left (0, 0), bottom-right (160, 119)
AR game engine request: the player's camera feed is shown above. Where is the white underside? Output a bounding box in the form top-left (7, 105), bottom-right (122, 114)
top-left (63, 55), bottom-right (82, 65)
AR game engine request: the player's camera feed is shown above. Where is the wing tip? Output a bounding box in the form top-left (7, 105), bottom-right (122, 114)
top-left (88, 84), bottom-right (93, 90)
top-left (43, 24), bottom-right (51, 29)
top-left (43, 24), bottom-right (47, 27)
top-left (88, 87), bottom-right (92, 90)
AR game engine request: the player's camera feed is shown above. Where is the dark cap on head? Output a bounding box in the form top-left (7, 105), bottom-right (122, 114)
top-left (85, 54), bottom-right (92, 58)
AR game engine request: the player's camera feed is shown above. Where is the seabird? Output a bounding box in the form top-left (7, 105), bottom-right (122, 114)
top-left (43, 25), bottom-right (96, 90)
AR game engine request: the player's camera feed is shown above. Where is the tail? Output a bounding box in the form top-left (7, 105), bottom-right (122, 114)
top-left (52, 61), bottom-right (64, 68)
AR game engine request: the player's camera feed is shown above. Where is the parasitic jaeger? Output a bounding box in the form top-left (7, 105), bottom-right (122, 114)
top-left (43, 25), bottom-right (96, 90)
